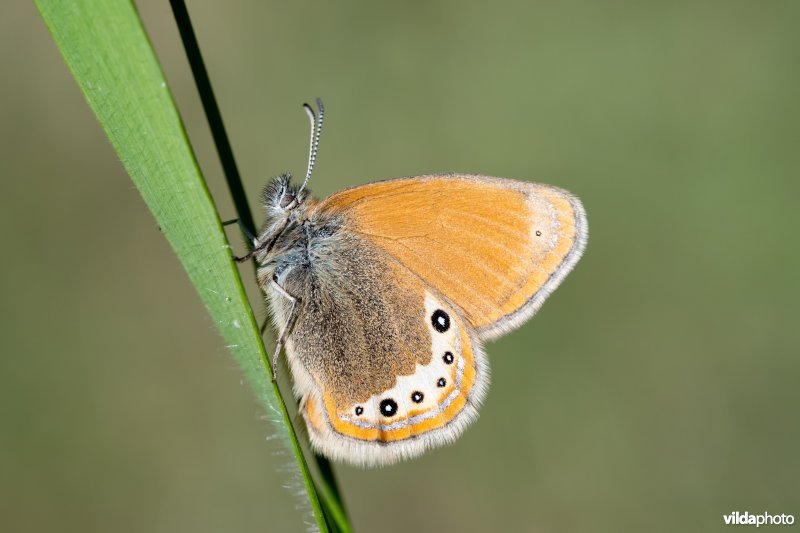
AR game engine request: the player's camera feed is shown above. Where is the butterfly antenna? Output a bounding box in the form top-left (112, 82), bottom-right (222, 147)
top-left (298, 98), bottom-right (324, 197)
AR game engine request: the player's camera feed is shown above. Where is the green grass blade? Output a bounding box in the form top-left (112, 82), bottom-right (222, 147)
top-left (164, 1), bottom-right (352, 529)
top-left (34, 1), bottom-right (328, 529)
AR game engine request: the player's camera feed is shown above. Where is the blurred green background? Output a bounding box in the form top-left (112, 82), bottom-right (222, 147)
top-left (3, 1), bottom-right (799, 531)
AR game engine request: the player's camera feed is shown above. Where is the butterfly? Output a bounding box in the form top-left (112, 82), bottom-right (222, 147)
top-left (239, 99), bottom-right (587, 466)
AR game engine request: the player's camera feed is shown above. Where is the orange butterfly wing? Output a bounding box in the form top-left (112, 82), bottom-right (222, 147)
top-left (311, 174), bottom-right (587, 339)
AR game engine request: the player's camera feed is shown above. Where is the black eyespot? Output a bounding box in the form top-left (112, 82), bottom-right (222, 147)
top-left (354, 406), bottom-right (363, 416)
top-left (379, 398), bottom-right (398, 417)
top-left (411, 391), bottom-right (424, 403)
top-left (431, 309), bottom-right (450, 333)
top-left (437, 378), bottom-right (447, 387)
top-left (535, 230), bottom-right (542, 237)
top-left (443, 351), bottom-right (454, 365)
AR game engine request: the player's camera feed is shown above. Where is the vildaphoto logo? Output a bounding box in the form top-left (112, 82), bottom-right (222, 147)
top-left (723, 511), bottom-right (795, 527)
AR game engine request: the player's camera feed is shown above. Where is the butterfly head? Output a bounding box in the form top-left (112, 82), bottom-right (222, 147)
top-left (257, 98), bottom-right (325, 228)
top-left (261, 172), bottom-right (309, 222)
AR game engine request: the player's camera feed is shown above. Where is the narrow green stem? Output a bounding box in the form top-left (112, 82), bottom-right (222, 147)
top-left (167, 2), bottom-right (351, 530)
top-left (168, 0), bottom-right (255, 236)
top-left (316, 454), bottom-right (352, 532)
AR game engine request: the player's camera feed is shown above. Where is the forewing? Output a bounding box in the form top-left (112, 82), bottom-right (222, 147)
top-left (312, 174), bottom-right (588, 339)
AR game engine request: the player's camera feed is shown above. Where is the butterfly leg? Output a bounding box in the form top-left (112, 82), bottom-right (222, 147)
top-left (269, 276), bottom-right (301, 382)
top-left (221, 218), bottom-right (258, 247)
top-left (233, 218), bottom-right (290, 263)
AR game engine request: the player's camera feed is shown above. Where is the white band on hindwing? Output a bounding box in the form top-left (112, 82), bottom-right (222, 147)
top-left (338, 293), bottom-right (467, 434)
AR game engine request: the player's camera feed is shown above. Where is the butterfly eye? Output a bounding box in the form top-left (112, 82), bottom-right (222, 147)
top-left (437, 378), bottom-right (447, 388)
top-left (280, 194), bottom-right (296, 208)
top-left (411, 391), bottom-right (424, 403)
top-left (354, 406), bottom-right (364, 416)
top-left (431, 309), bottom-right (450, 333)
top-left (379, 398), bottom-right (398, 417)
